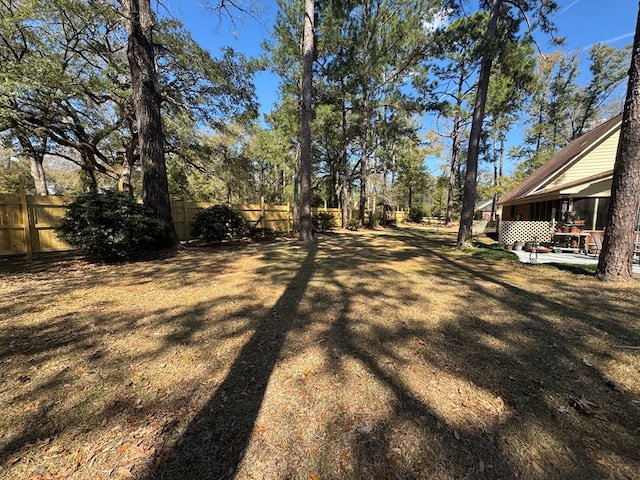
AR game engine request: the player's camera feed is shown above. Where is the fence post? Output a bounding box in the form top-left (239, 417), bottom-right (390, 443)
top-left (260, 196), bottom-right (266, 229)
top-left (19, 175), bottom-right (33, 262)
top-left (182, 199), bottom-right (189, 243)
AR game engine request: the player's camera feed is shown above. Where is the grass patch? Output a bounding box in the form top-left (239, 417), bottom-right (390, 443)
top-left (543, 262), bottom-right (598, 275)
top-left (470, 242), bottom-right (520, 262)
top-left (1, 225), bottom-right (639, 480)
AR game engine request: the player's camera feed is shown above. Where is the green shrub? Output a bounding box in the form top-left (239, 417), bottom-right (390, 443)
top-left (347, 218), bottom-right (359, 231)
top-left (56, 190), bottom-right (163, 259)
top-left (408, 207), bottom-right (425, 223)
top-left (364, 210), bottom-right (381, 229)
top-left (191, 205), bottom-right (246, 243)
top-left (313, 212), bottom-right (337, 233)
top-left (247, 218), bottom-right (276, 241)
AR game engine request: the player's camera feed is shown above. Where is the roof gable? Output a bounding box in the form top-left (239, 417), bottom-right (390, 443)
top-left (499, 114), bottom-right (622, 205)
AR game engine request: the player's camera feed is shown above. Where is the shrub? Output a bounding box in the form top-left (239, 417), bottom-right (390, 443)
top-left (191, 205), bottom-right (246, 243)
top-left (247, 218), bottom-right (276, 241)
top-left (408, 207), bottom-right (425, 223)
top-left (364, 210), bottom-right (381, 229)
top-left (347, 218), bottom-right (359, 231)
top-left (56, 190), bottom-right (163, 259)
top-left (313, 212), bottom-right (337, 233)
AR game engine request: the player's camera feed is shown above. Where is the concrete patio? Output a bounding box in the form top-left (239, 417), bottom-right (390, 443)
top-left (509, 249), bottom-right (640, 274)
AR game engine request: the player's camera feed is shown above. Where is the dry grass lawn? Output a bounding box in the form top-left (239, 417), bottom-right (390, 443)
top-left (1, 225), bottom-right (639, 480)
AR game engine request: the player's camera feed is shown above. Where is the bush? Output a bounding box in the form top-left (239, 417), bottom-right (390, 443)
top-left (313, 212), bottom-right (337, 233)
top-left (364, 210), bottom-right (381, 229)
top-left (191, 205), bottom-right (246, 243)
top-left (408, 207), bottom-right (425, 223)
top-left (347, 218), bottom-right (359, 231)
top-left (56, 190), bottom-right (163, 259)
top-left (247, 218), bottom-right (276, 241)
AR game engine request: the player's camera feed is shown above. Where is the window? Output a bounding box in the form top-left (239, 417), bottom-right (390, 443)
top-left (530, 200), bottom-right (561, 221)
top-left (572, 197), bottom-right (609, 230)
top-left (596, 198), bottom-right (609, 230)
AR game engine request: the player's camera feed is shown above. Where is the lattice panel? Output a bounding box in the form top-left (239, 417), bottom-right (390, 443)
top-left (499, 221), bottom-right (556, 245)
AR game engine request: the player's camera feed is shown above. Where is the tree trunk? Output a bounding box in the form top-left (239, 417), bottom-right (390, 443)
top-left (80, 164), bottom-right (98, 193)
top-left (124, 0), bottom-right (176, 246)
top-left (596, 4), bottom-right (640, 281)
top-left (298, 0), bottom-right (314, 242)
top-left (457, 0), bottom-right (502, 246)
top-left (117, 133), bottom-right (137, 196)
top-left (359, 141), bottom-right (368, 227)
top-left (28, 156), bottom-right (48, 196)
top-left (445, 116), bottom-right (461, 227)
top-left (293, 142), bottom-right (300, 233)
top-left (16, 132), bottom-right (48, 196)
top-left (341, 96), bottom-right (349, 229)
top-left (445, 69), bottom-right (466, 228)
top-left (359, 96), bottom-right (369, 227)
top-left (341, 173), bottom-right (349, 228)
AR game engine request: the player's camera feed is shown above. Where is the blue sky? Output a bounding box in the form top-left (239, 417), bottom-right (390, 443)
top-left (168, 0), bottom-right (638, 115)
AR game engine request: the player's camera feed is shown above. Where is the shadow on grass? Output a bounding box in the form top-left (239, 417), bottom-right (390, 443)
top-left (147, 243), bottom-right (318, 479)
top-left (142, 226), bottom-right (640, 478)
top-left (385, 226), bottom-right (640, 478)
top-left (3, 226), bottom-right (640, 479)
top-left (541, 262), bottom-right (597, 276)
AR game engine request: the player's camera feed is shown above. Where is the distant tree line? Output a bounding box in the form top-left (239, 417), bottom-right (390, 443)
top-left (0, 0), bottom-right (631, 245)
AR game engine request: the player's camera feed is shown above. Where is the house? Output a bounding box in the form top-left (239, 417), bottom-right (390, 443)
top-left (475, 199), bottom-right (501, 220)
top-left (498, 114), bottom-right (623, 231)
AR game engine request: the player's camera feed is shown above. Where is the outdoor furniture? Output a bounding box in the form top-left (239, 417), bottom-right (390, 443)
top-left (588, 234), bottom-right (603, 257)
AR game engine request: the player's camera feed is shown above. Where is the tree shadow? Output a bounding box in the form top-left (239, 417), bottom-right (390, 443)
top-left (3, 226), bottom-right (639, 479)
top-left (147, 242), bottom-right (318, 479)
top-left (383, 226), bottom-right (640, 478)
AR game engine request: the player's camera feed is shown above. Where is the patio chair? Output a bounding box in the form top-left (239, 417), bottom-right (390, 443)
top-left (588, 234), bottom-right (603, 257)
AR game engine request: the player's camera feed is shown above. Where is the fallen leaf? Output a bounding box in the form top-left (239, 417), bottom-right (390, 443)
top-left (453, 430), bottom-right (460, 440)
top-left (357, 425), bottom-right (373, 434)
top-left (531, 460), bottom-right (544, 474)
top-left (115, 467), bottom-right (134, 478)
top-left (55, 466), bottom-right (77, 478)
top-left (309, 473), bottom-right (321, 480)
top-left (569, 394), bottom-right (606, 419)
top-left (128, 444), bottom-right (155, 461)
top-left (478, 460), bottom-right (485, 472)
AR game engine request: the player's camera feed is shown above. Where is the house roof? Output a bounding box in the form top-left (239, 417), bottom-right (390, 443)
top-left (475, 199), bottom-right (494, 212)
top-left (498, 114), bottom-right (622, 205)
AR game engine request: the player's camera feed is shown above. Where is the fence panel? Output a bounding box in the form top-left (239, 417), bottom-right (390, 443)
top-left (171, 200), bottom-right (214, 241)
top-left (0, 194), bottom-right (71, 256)
top-left (30, 196), bottom-right (70, 252)
top-left (0, 194), bottom-right (26, 255)
top-left (312, 207), bottom-right (341, 226)
top-left (1, 195), bottom-right (411, 257)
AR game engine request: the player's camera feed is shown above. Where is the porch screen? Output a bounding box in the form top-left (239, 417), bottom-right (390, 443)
top-left (572, 197), bottom-right (609, 230)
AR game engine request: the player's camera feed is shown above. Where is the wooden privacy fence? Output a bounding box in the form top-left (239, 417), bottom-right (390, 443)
top-left (2, 194), bottom-right (407, 257)
top-left (0, 193), bottom-right (70, 259)
top-left (172, 198), bottom-right (296, 241)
